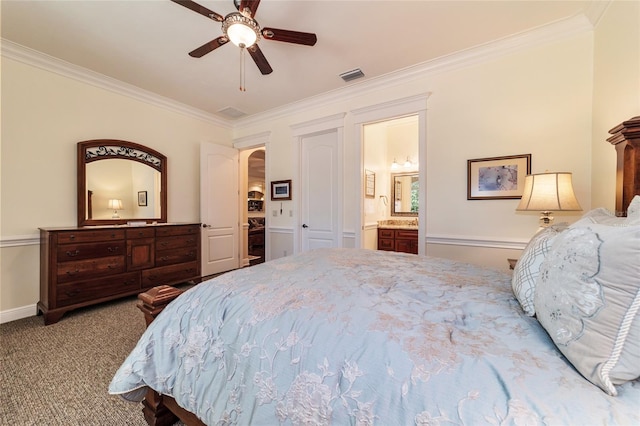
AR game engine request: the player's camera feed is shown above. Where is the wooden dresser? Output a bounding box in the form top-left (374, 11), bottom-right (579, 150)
top-left (378, 228), bottom-right (419, 254)
top-left (38, 223), bottom-right (201, 324)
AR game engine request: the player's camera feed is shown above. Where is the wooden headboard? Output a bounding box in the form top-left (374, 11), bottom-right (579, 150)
top-left (607, 116), bottom-right (640, 216)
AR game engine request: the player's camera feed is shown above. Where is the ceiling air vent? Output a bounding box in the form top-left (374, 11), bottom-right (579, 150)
top-left (339, 68), bottom-right (365, 82)
top-left (217, 106), bottom-right (247, 119)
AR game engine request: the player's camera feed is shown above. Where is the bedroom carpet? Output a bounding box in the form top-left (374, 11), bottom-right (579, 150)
top-left (1, 288), bottom-right (191, 426)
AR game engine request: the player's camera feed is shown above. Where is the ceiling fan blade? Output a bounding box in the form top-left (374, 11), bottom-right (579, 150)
top-left (261, 27), bottom-right (317, 46)
top-left (239, 0), bottom-right (261, 18)
top-left (170, 0), bottom-right (223, 22)
top-left (247, 44), bottom-right (273, 75)
top-left (189, 36), bottom-right (229, 58)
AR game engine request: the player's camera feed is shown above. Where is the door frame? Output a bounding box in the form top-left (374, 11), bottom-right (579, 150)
top-left (291, 113), bottom-right (346, 254)
top-left (233, 131), bottom-right (271, 262)
top-left (351, 94), bottom-right (430, 255)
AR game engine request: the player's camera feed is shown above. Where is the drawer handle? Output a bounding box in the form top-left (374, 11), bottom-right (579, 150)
top-left (160, 242), bottom-right (168, 247)
top-left (187, 239), bottom-right (195, 244)
top-left (123, 279), bottom-right (136, 286)
top-left (66, 269), bottom-right (79, 276)
top-left (107, 246), bottom-right (120, 253)
top-left (65, 250), bottom-right (80, 257)
top-left (65, 290), bottom-right (80, 297)
top-left (69, 235), bottom-right (76, 240)
top-left (159, 256), bottom-right (169, 262)
top-left (107, 264), bottom-right (116, 270)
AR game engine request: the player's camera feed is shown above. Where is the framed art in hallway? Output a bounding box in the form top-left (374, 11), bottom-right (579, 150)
top-left (467, 154), bottom-right (531, 200)
top-left (271, 180), bottom-right (292, 200)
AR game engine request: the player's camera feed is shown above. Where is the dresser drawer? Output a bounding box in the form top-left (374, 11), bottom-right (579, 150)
top-left (156, 247), bottom-right (198, 267)
top-left (156, 225), bottom-right (200, 237)
top-left (57, 229), bottom-right (125, 244)
top-left (156, 234), bottom-right (199, 251)
top-left (57, 255), bottom-right (125, 284)
top-left (142, 261), bottom-right (199, 287)
top-left (126, 227), bottom-right (156, 239)
top-left (56, 272), bottom-right (140, 307)
top-left (56, 241), bottom-right (125, 262)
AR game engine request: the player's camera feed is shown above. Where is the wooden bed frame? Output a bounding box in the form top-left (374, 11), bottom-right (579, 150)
top-left (134, 116), bottom-right (640, 426)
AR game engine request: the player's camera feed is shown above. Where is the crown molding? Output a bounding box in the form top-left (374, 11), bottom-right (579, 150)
top-left (0, 39), bottom-right (232, 129)
top-left (235, 13), bottom-right (594, 128)
top-left (1, 12), bottom-right (593, 132)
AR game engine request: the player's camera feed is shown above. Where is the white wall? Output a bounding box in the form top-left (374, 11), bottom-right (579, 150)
top-left (0, 56), bottom-right (231, 318)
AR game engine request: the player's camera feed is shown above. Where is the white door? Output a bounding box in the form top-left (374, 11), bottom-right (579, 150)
top-left (300, 131), bottom-right (342, 251)
top-left (200, 143), bottom-right (239, 276)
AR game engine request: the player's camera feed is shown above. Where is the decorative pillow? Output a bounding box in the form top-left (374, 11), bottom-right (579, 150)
top-left (534, 223), bottom-right (640, 395)
top-left (575, 195), bottom-right (640, 226)
top-left (511, 223), bottom-right (567, 316)
top-left (626, 195), bottom-right (640, 225)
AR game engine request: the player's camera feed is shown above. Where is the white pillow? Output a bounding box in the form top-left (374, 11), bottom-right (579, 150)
top-left (575, 195), bottom-right (640, 226)
top-left (534, 223), bottom-right (640, 395)
top-left (511, 224), bottom-right (567, 316)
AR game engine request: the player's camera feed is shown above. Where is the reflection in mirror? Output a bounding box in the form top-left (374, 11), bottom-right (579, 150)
top-left (78, 140), bottom-right (167, 226)
top-left (391, 172), bottom-right (419, 216)
top-left (86, 160), bottom-right (161, 220)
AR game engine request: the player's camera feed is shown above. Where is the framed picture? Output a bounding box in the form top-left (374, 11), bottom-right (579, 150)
top-left (467, 154), bottom-right (531, 200)
top-left (137, 191), bottom-right (148, 206)
top-left (365, 170), bottom-right (375, 198)
top-left (271, 179), bottom-right (292, 200)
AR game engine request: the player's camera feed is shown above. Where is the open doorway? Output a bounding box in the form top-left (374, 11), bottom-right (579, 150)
top-left (246, 148), bottom-right (266, 265)
top-left (362, 115), bottom-right (420, 251)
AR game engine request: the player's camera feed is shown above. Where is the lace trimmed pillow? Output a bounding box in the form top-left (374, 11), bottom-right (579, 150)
top-left (533, 223), bottom-right (640, 395)
top-left (511, 223), bottom-right (567, 316)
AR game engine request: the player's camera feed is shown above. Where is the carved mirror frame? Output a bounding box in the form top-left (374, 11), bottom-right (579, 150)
top-left (77, 139), bottom-right (167, 226)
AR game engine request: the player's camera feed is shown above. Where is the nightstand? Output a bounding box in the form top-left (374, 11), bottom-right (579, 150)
top-left (508, 258), bottom-right (518, 270)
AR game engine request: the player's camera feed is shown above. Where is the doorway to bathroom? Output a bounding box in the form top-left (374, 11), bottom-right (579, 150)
top-left (362, 115), bottom-right (420, 251)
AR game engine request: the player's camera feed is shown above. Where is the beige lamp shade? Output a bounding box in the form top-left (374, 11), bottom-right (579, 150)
top-left (108, 199), bottom-right (123, 210)
top-left (516, 172), bottom-right (581, 227)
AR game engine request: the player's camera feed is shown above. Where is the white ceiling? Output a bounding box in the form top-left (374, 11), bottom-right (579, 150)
top-left (1, 1), bottom-right (602, 121)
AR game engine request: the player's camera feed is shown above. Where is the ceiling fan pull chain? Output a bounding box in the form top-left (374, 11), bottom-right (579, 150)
top-left (239, 44), bottom-right (247, 92)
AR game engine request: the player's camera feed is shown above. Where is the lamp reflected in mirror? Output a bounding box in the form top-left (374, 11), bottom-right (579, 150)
top-left (108, 199), bottom-right (123, 219)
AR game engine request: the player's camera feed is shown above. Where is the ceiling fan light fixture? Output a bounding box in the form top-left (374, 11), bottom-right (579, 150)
top-left (222, 12), bottom-right (260, 47)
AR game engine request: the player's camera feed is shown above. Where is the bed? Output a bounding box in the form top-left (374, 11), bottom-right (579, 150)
top-left (109, 116), bottom-right (640, 425)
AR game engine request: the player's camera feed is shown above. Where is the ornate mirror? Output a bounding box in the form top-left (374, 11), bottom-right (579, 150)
top-left (391, 172), bottom-right (419, 217)
top-left (77, 140), bottom-right (167, 226)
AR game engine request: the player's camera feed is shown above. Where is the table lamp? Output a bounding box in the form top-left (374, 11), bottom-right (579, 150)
top-left (516, 172), bottom-right (581, 227)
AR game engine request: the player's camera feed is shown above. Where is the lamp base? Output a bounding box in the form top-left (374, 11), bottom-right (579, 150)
top-left (539, 211), bottom-right (554, 227)
top-left (112, 211), bottom-right (120, 219)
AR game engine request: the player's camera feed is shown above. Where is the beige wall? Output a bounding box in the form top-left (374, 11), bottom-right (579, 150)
top-left (235, 31), bottom-right (595, 262)
top-left (0, 57), bottom-right (232, 315)
top-left (591, 0), bottom-right (640, 211)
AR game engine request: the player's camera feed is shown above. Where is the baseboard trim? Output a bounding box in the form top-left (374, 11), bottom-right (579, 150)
top-left (0, 304), bottom-right (38, 324)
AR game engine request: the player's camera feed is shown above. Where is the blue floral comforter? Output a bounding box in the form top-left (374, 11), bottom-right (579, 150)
top-left (109, 248), bottom-right (639, 425)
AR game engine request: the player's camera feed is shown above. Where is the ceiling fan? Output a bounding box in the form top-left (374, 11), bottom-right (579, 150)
top-left (171, 0), bottom-right (317, 77)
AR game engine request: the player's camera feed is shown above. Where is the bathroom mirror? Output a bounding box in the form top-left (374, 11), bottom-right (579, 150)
top-left (77, 140), bottom-right (167, 226)
top-left (391, 172), bottom-right (419, 217)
